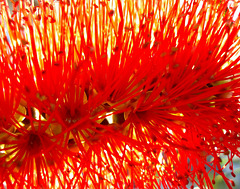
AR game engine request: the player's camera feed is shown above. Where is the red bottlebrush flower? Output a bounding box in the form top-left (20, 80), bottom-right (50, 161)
top-left (1, 0), bottom-right (240, 188)
top-left (0, 119), bottom-right (79, 188)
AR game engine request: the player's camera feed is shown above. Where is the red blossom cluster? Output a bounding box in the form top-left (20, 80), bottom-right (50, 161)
top-left (0, 0), bottom-right (240, 188)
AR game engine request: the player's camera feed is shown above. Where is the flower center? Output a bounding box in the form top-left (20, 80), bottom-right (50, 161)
top-left (65, 108), bottom-right (81, 124)
top-left (27, 133), bottom-right (42, 155)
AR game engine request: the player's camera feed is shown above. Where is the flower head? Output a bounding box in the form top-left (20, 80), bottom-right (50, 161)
top-left (1, 0), bottom-right (240, 188)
